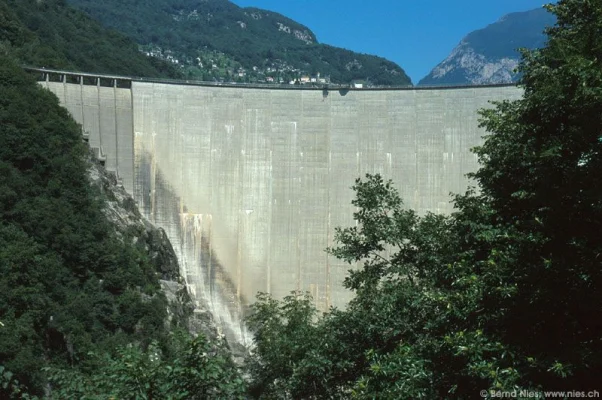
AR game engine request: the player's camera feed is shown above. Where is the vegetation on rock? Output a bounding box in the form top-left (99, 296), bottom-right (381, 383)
top-left (0, 51), bottom-right (243, 399)
top-left (1, 1), bottom-right (248, 397)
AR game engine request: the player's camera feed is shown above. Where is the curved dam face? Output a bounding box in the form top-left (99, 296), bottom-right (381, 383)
top-left (38, 72), bottom-right (522, 345)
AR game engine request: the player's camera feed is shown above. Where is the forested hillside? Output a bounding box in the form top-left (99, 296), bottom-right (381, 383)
top-left (0, 55), bottom-right (154, 394)
top-left (0, 55), bottom-right (246, 398)
top-left (0, 0), bottom-right (180, 78)
top-left (65, 0), bottom-right (411, 85)
top-left (0, 0), bottom-right (248, 396)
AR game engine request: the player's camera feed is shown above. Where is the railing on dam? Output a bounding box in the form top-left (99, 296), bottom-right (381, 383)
top-left (24, 66), bottom-right (518, 92)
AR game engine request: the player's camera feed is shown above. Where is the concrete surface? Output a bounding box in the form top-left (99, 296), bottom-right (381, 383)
top-left (41, 76), bottom-right (522, 345)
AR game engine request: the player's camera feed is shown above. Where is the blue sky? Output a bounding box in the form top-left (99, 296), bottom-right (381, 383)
top-left (230, 0), bottom-right (549, 84)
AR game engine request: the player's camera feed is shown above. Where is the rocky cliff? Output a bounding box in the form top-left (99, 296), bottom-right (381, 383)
top-left (87, 154), bottom-right (239, 353)
top-left (419, 7), bottom-right (556, 86)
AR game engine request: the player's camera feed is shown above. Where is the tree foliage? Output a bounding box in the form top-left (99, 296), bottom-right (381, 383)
top-left (0, 54), bottom-right (246, 397)
top-left (0, 2), bottom-right (250, 396)
top-left (246, 1), bottom-right (602, 398)
top-left (470, 0), bottom-right (602, 389)
top-left (0, 53), bottom-right (164, 396)
top-left (0, 0), bottom-right (180, 78)
top-left (45, 333), bottom-right (246, 400)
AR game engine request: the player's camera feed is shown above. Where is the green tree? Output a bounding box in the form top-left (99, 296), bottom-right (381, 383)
top-left (0, 54), bottom-right (172, 395)
top-left (471, 0), bottom-right (602, 390)
top-left (45, 333), bottom-right (246, 399)
top-left (246, 0), bottom-right (602, 397)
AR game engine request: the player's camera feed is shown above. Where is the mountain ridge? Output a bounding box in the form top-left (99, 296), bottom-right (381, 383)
top-left (65, 0), bottom-right (411, 85)
top-left (419, 7), bottom-right (556, 86)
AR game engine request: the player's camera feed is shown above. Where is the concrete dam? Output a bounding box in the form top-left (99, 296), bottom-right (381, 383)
top-left (35, 69), bottom-right (522, 345)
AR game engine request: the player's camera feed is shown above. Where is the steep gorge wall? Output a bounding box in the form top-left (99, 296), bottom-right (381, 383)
top-left (40, 76), bottom-right (522, 344)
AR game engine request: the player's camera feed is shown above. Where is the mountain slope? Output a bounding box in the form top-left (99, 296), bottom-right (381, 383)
top-left (65, 0), bottom-right (411, 85)
top-left (419, 7), bottom-right (556, 86)
top-left (0, 1), bottom-right (250, 395)
top-left (0, 0), bottom-right (180, 78)
top-left (0, 54), bottom-right (175, 394)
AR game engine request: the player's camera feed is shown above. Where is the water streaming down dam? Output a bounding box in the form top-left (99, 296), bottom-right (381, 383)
top-left (35, 69), bottom-right (522, 346)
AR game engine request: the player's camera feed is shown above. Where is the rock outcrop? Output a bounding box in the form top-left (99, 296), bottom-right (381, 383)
top-left (419, 7), bottom-right (556, 86)
top-left (86, 154), bottom-right (235, 350)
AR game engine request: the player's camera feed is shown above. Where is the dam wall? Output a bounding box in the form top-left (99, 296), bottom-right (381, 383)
top-left (40, 76), bottom-right (135, 195)
top-left (37, 70), bottom-right (522, 344)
